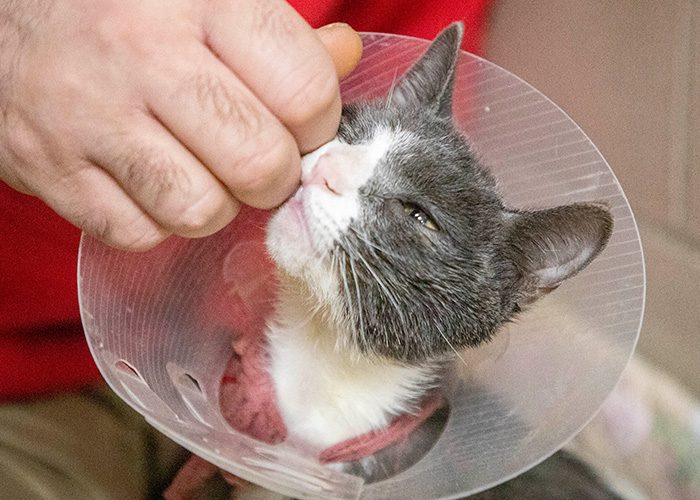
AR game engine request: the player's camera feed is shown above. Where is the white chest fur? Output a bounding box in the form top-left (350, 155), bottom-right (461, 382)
top-left (265, 283), bottom-right (437, 452)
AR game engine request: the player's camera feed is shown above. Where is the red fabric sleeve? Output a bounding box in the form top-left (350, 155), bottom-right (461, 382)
top-left (289, 0), bottom-right (491, 53)
top-left (0, 183), bottom-right (99, 400)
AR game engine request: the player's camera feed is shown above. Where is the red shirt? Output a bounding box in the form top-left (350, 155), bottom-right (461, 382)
top-left (0, 0), bottom-right (491, 400)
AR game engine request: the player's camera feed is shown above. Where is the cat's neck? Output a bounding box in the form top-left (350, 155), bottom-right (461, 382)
top-left (265, 275), bottom-right (439, 452)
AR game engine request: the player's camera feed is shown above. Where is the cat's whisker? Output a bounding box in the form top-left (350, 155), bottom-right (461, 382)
top-left (335, 252), bottom-right (353, 339)
top-left (349, 252), bottom-right (415, 358)
top-left (347, 226), bottom-right (401, 260)
top-left (335, 240), bottom-right (383, 354)
top-left (350, 248), bottom-right (407, 327)
top-left (435, 323), bottom-right (469, 368)
top-left (347, 254), bottom-right (369, 351)
top-left (385, 67), bottom-right (400, 114)
top-left (337, 250), bottom-right (360, 350)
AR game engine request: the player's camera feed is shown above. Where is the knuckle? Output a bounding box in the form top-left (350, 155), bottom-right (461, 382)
top-left (252, 0), bottom-right (297, 42)
top-left (78, 207), bottom-right (113, 243)
top-left (102, 141), bottom-right (235, 236)
top-left (190, 73), bottom-right (263, 141)
top-left (280, 63), bottom-right (338, 128)
top-left (79, 205), bottom-right (164, 251)
top-left (112, 224), bottom-right (166, 251)
top-left (172, 188), bottom-right (231, 235)
top-left (116, 144), bottom-right (193, 211)
top-left (227, 133), bottom-right (296, 193)
top-left (174, 203), bottom-right (213, 233)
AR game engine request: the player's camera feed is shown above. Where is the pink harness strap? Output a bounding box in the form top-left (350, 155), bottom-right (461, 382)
top-left (319, 394), bottom-right (443, 464)
top-left (219, 328), bottom-right (443, 463)
top-left (166, 390), bottom-right (442, 499)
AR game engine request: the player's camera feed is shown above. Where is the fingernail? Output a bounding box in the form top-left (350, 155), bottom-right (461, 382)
top-left (318, 22), bottom-right (352, 32)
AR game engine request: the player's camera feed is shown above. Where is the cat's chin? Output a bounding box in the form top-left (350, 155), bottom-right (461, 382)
top-left (266, 200), bottom-right (314, 273)
top-left (266, 206), bottom-right (338, 304)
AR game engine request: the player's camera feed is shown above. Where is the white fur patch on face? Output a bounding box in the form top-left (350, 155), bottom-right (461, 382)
top-left (266, 127), bottom-right (397, 281)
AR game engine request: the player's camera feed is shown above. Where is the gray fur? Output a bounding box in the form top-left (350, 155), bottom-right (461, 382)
top-left (333, 23), bottom-right (613, 363)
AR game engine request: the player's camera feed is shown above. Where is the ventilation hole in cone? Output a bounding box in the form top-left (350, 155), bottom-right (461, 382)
top-left (181, 372), bottom-right (202, 393)
top-left (115, 359), bottom-right (142, 380)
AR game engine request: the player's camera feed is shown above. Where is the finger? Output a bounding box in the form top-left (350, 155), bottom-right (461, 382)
top-left (316, 23), bottom-right (364, 79)
top-left (202, 0), bottom-right (341, 153)
top-left (20, 158), bottom-right (169, 251)
top-left (86, 110), bottom-right (240, 238)
top-left (144, 49), bottom-right (301, 209)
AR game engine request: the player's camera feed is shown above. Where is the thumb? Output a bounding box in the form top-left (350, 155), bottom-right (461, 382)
top-left (316, 23), bottom-right (363, 79)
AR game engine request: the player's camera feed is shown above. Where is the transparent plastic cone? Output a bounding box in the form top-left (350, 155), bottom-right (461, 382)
top-left (78, 33), bottom-right (645, 499)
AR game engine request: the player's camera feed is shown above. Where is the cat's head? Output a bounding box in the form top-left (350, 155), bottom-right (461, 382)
top-left (266, 23), bottom-right (613, 363)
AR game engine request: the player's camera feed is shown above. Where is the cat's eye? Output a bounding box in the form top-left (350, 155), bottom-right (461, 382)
top-left (402, 202), bottom-right (439, 231)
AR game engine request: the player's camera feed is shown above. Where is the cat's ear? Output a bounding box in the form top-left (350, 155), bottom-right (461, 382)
top-left (504, 203), bottom-right (613, 305)
top-left (390, 22), bottom-right (463, 119)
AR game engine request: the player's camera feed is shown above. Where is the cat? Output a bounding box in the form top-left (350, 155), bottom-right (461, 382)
top-left (164, 22), bottom-right (618, 499)
top-left (262, 21), bottom-right (613, 457)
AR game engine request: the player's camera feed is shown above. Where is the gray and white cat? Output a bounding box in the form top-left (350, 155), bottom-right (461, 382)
top-left (264, 23), bottom-right (612, 454)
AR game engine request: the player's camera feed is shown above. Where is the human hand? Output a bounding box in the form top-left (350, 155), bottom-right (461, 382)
top-left (0, 0), bottom-right (362, 250)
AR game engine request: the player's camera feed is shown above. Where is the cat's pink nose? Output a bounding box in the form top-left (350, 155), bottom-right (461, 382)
top-left (302, 152), bottom-right (350, 195)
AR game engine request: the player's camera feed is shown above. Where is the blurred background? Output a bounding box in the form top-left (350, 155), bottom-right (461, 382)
top-left (486, 1), bottom-right (699, 397)
top-left (483, 3), bottom-right (699, 497)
